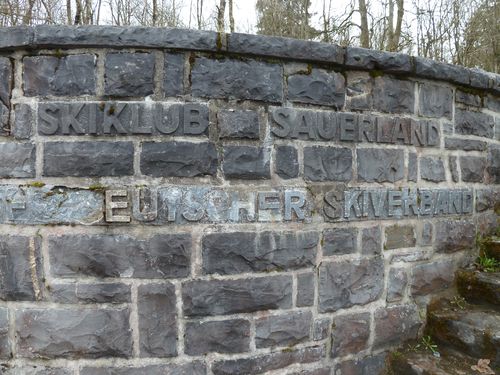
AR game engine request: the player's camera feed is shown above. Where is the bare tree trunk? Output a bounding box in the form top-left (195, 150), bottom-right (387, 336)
top-left (22, 0), bottom-right (36, 25)
top-left (95, 0), bottom-right (102, 24)
top-left (386, 0), bottom-right (394, 50)
top-left (152, 0), bottom-right (158, 25)
top-left (66, 0), bottom-right (72, 24)
top-left (196, 0), bottom-right (203, 29)
top-left (74, 0), bottom-right (83, 24)
top-left (228, 0), bottom-right (234, 33)
top-left (359, 0), bottom-right (369, 48)
top-left (391, 0), bottom-right (404, 51)
top-left (217, 0), bottom-right (226, 33)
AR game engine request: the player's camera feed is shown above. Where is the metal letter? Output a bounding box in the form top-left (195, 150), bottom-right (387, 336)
top-left (284, 190), bottom-right (305, 221)
top-left (344, 190), bottom-right (362, 218)
top-left (419, 189), bottom-right (434, 216)
top-left (434, 190), bottom-right (449, 215)
top-left (388, 190), bottom-right (402, 216)
top-left (105, 190), bottom-right (130, 222)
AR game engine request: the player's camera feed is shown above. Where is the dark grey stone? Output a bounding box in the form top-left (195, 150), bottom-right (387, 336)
top-left (469, 68), bottom-right (491, 89)
top-left (486, 94), bottom-right (500, 112)
top-left (182, 275), bottom-right (292, 317)
top-left (420, 156), bottom-right (445, 182)
top-left (346, 47), bottom-right (412, 73)
top-left (43, 141), bottom-right (133, 177)
top-left (460, 156), bottom-right (486, 182)
top-left (319, 258), bottom-right (384, 312)
top-left (487, 146), bottom-right (500, 183)
top-left (449, 155), bottom-right (459, 182)
top-left (420, 222), bottom-right (433, 246)
top-left (202, 231), bottom-right (318, 275)
top-left (0, 26), bottom-right (33, 49)
top-left (80, 363), bottom-right (206, 375)
top-left (408, 152), bottom-right (417, 182)
top-left (138, 283), bottom-right (177, 357)
top-left (23, 55), bottom-right (96, 96)
top-left (385, 225), bottom-right (416, 250)
top-left (218, 110), bottom-right (259, 139)
top-left (3, 366), bottom-right (72, 375)
top-left (456, 90), bottom-right (481, 107)
top-left (0, 57), bottom-right (11, 106)
top-left (191, 57), bottom-right (283, 102)
top-left (0, 307), bottom-right (9, 359)
top-left (0, 235), bottom-right (42, 301)
top-left (435, 220), bottom-right (475, 253)
top-left (222, 145), bottom-right (270, 179)
top-left (141, 141), bottom-right (217, 177)
top-left (445, 137), bottom-right (487, 151)
top-left (0, 102), bottom-right (8, 135)
top-left (331, 312), bottom-right (370, 356)
top-left (313, 318), bottom-right (330, 341)
top-left (345, 71), bottom-right (372, 110)
top-left (185, 319), bottom-right (250, 355)
top-left (373, 304), bottom-right (421, 349)
top-left (414, 56), bottom-right (470, 85)
top-left (418, 82), bottom-right (452, 119)
top-left (322, 227), bottom-right (358, 256)
top-left (275, 145), bottom-right (299, 179)
top-left (256, 311), bottom-right (312, 348)
top-left (387, 268), bottom-right (408, 302)
top-left (361, 226), bottom-right (381, 255)
top-left (164, 52), bottom-right (185, 96)
top-left (475, 189), bottom-right (499, 212)
top-left (104, 52), bottom-right (154, 96)
top-left (48, 282), bottom-right (131, 304)
top-left (336, 353), bottom-right (388, 375)
top-left (287, 68), bottom-right (345, 107)
top-left (15, 307), bottom-right (132, 358)
top-left (411, 260), bottom-right (454, 296)
top-left (12, 103), bottom-right (33, 139)
top-left (455, 108), bottom-right (494, 138)
top-left (49, 234), bottom-right (191, 279)
top-left (372, 76), bottom-right (414, 114)
top-left (212, 345), bottom-right (325, 375)
top-left (304, 146), bottom-right (352, 182)
top-left (297, 272), bottom-right (315, 307)
top-left (289, 368), bottom-right (331, 375)
top-left (357, 148), bottom-right (404, 182)
top-left (0, 143), bottom-right (35, 178)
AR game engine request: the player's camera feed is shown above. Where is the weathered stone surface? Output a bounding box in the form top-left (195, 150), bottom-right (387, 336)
top-left (0, 102), bottom-right (8, 135)
top-left (373, 304), bottom-right (421, 348)
top-left (182, 275), bottom-right (292, 316)
top-left (414, 56), bottom-right (470, 85)
top-left (164, 52), bottom-right (184, 96)
top-left (455, 108), bottom-right (494, 138)
top-left (297, 271), bottom-right (315, 307)
top-left (0, 26), bottom-right (33, 49)
top-left (212, 345), bottom-right (325, 375)
top-left (486, 94), bottom-right (500, 112)
top-left (222, 146), bottom-right (270, 179)
top-left (387, 268), bottom-right (408, 302)
top-left (319, 258), bottom-right (384, 312)
top-left (411, 259), bottom-right (454, 296)
top-left (487, 145), bottom-right (500, 183)
top-left (456, 90), bottom-right (481, 107)
top-left (141, 141), bottom-right (217, 177)
top-left (357, 148), bottom-right (404, 182)
top-left (0, 308), bottom-right (9, 359)
top-left (420, 156), bottom-right (446, 182)
top-left (418, 82), bottom-right (452, 119)
top-left (12, 103), bottom-right (33, 139)
top-left (449, 155), bottom-right (459, 183)
top-left (460, 155), bottom-right (486, 182)
top-left (255, 311), bottom-right (312, 348)
top-left (0, 143), bottom-right (35, 178)
top-left (304, 146), bottom-right (352, 182)
top-left (385, 225), bottom-right (416, 250)
top-left (331, 312), bottom-right (370, 357)
top-left (3, 366), bottom-right (72, 375)
top-left (23, 55), bottom-right (96, 96)
top-left (456, 269), bottom-right (500, 307)
top-left (49, 234), bottom-right (190, 278)
top-left (289, 368), bottom-right (331, 375)
top-left (185, 319), bottom-right (250, 355)
top-left (15, 307), bottom-right (132, 358)
top-left (408, 152), bottom-right (418, 182)
top-left (0, 57), bottom-right (11, 106)
top-left (361, 226), bottom-right (381, 255)
top-left (275, 145), bottom-right (299, 179)
top-left (323, 227), bottom-right (357, 256)
top-left (345, 71), bottom-right (372, 110)
top-left (104, 52), bottom-right (154, 96)
top-left (420, 222), bottom-right (433, 246)
top-left (48, 282), bottom-right (131, 304)
top-left (346, 47), bottom-right (412, 73)
top-left (373, 76), bottom-right (414, 114)
top-left (80, 363), bottom-right (207, 375)
top-left (445, 138), bottom-right (487, 151)
top-left (336, 353), bottom-right (388, 375)
top-left (475, 188), bottom-right (500, 212)
top-left (43, 141), bottom-right (133, 177)
top-left (202, 231), bottom-right (318, 275)
top-left (218, 109), bottom-right (259, 139)
top-left (435, 220), bottom-right (475, 253)
top-left (191, 57), bottom-right (283, 102)
top-left (313, 317), bottom-right (330, 341)
top-left (138, 283), bottom-right (177, 357)
top-left (287, 69), bottom-right (345, 107)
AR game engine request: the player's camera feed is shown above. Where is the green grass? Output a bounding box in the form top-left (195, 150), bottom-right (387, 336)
top-left (475, 255), bottom-right (500, 273)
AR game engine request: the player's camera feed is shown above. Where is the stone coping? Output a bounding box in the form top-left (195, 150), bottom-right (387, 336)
top-left (1, 25), bottom-right (499, 94)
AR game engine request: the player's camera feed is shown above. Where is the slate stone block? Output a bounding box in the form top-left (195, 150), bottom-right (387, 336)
top-left (385, 225), bottom-right (416, 250)
top-left (420, 156), bottom-right (446, 182)
top-left (408, 152), bottom-right (417, 182)
top-left (0, 26), bottom-right (33, 49)
top-left (12, 103), bottom-right (33, 139)
top-left (336, 353), bottom-right (388, 375)
top-left (287, 68), bottom-right (345, 107)
top-left (449, 155), bottom-right (459, 182)
top-left (80, 363), bottom-right (206, 375)
top-left (164, 52), bottom-right (184, 96)
top-left (345, 71), bottom-right (372, 110)
top-left (361, 226), bottom-right (381, 255)
top-left (322, 227), bottom-right (358, 256)
top-left (357, 148), bottom-right (404, 182)
top-left (420, 222), bottom-right (433, 246)
top-left (218, 109), bottom-right (259, 139)
top-left (185, 319), bottom-right (250, 355)
top-left (455, 108), bottom-right (494, 138)
top-left (372, 76), bottom-right (414, 114)
top-left (411, 260), bottom-right (454, 296)
top-left (15, 307), bottom-right (132, 358)
top-left (138, 283), bottom-right (177, 357)
top-left (319, 258), bottom-right (384, 312)
top-left (487, 146), bottom-right (500, 183)
top-left (387, 268), bottom-right (408, 302)
top-left (105, 52), bottom-right (154, 96)
top-left (460, 156), bottom-right (486, 182)
top-left (313, 318), bottom-right (330, 341)
top-left (0, 57), bottom-right (11, 106)
top-left (23, 55), bottom-right (96, 96)
top-left (0, 143), bottom-right (35, 178)
top-left (182, 275), bottom-right (292, 316)
top-left (373, 304), bottom-right (421, 348)
top-left (456, 90), bottom-right (481, 107)
top-left (275, 145), bottom-right (299, 179)
top-left (191, 57), bottom-right (283, 102)
top-left (331, 312), bottom-right (370, 356)
top-left (0, 307), bottom-right (9, 359)
top-left (141, 141), bottom-right (217, 177)
top-left (43, 141), bottom-right (133, 177)
top-left (297, 272), bottom-right (315, 307)
top-left (255, 311), bottom-right (312, 348)
top-left (475, 189), bottom-right (499, 212)
top-left (3, 366), bottom-right (71, 375)
top-left (304, 146), bottom-right (352, 182)
top-left (486, 94), bottom-right (500, 112)
top-left (414, 56), bottom-right (470, 85)
top-left (222, 145), bottom-right (270, 179)
top-left (435, 220), bottom-right (475, 253)
top-left (0, 102), bottom-right (8, 135)
top-left (445, 137), bottom-right (487, 151)
top-left (289, 368), bottom-right (331, 375)
top-left (345, 47), bottom-right (412, 73)
top-left (49, 234), bottom-right (191, 279)
top-left (418, 82), bottom-right (452, 119)
top-left (48, 282), bottom-right (131, 304)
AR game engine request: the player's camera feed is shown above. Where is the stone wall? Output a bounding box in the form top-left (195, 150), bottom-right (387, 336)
top-left (0, 26), bottom-right (499, 374)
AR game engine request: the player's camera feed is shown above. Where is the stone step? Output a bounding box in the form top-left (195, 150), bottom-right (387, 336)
top-left (483, 237), bottom-right (500, 261)
top-left (427, 299), bottom-right (500, 366)
top-left (456, 269), bottom-right (500, 309)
